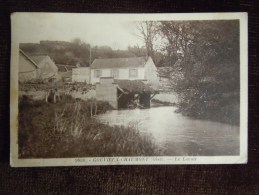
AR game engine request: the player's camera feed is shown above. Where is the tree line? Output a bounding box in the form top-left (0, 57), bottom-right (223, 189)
top-left (137, 20), bottom-right (240, 124)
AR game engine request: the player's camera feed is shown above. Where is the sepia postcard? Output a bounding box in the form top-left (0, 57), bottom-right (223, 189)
top-left (10, 12), bottom-right (248, 167)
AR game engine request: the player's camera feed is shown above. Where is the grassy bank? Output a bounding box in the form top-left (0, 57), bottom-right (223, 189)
top-left (19, 95), bottom-right (159, 158)
top-left (176, 99), bottom-right (240, 126)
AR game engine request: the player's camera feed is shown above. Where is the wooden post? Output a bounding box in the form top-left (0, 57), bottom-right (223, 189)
top-left (54, 92), bottom-right (56, 103)
top-left (89, 44), bottom-right (91, 66)
top-left (45, 90), bottom-right (49, 103)
top-left (90, 103), bottom-right (93, 118)
top-left (94, 101), bottom-right (97, 115)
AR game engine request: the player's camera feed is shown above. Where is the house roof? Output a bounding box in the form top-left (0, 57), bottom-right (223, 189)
top-left (19, 49), bottom-right (39, 68)
top-left (29, 55), bottom-right (49, 65)
top-left (65, 65), bottom-right (77, 71)
top-left (114, 79), bottom-right (157, 94)
top-left (56, 64), bottom-right (77, 72)
top-left (56, 65), bottom-right (67, 72)
top-left (90, 56), bottom-right (149, 69)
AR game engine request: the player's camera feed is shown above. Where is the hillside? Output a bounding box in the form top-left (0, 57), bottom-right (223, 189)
top-left (19, 40), bottom-right (148, 67)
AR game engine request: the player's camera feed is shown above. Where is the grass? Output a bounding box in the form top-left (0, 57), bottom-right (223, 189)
top-left (18, 95), bottom-right (159, 158)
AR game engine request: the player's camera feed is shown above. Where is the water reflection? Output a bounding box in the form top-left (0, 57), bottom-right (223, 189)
top-left (97, 107), bottom-right (239, 156)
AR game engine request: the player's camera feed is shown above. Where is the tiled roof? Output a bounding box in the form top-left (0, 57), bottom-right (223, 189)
top-left (56, 64), bottom-right (77, 72)
top-left (90, 56), bottom-right (149, 69)
top-left (29, 55), bottom-right (49, 65)
top-left (65, 65), bottom-right (77, 71)
top-left (56, 65), bottom-right (67, 72)
top-left (19, 49), bottom-right (39, 68)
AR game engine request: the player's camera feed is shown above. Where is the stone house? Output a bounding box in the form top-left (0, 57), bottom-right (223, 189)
top-left (90, 56), bottom-right (160, 89)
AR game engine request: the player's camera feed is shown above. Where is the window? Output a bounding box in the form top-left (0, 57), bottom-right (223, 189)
top-left (111, 69), bottom-right (119, 78)
top-left (94, 70), bottom-right (102, 78)
top-left (129, 69), bottom-right (138, 78)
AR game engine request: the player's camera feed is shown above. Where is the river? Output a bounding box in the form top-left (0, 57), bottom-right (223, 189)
top-left (96, 106), bottom-right (239, 156)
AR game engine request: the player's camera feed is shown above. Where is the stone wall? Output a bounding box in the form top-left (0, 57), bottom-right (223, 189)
top-left (96, 78), bottom-right (118, 109)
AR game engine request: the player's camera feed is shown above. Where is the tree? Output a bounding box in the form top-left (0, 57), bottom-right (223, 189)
top-left (158, 20), bottom-right (240, 124)
top-left (127, 45), bottom-right (147, 57)
top-left (135, 21), bottom-right (159, 62)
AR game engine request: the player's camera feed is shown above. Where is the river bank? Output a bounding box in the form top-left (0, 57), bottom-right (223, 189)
top-left (18, 95), bottom-right (160, 158)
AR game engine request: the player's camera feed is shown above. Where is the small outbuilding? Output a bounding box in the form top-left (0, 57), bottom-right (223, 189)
top-left (96, 77), bottom-right (158, 109)
top-left (56, 64), bottom-right (77, 82)
top-left (72, 67), bottom-right (91, 83)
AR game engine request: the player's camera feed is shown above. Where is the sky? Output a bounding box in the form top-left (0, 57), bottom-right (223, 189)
top-left (12, 13), bottom-right (145, 50)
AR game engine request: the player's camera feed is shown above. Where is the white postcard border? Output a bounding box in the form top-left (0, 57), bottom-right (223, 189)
top-left (10, 12), bottom-right (248, 167)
